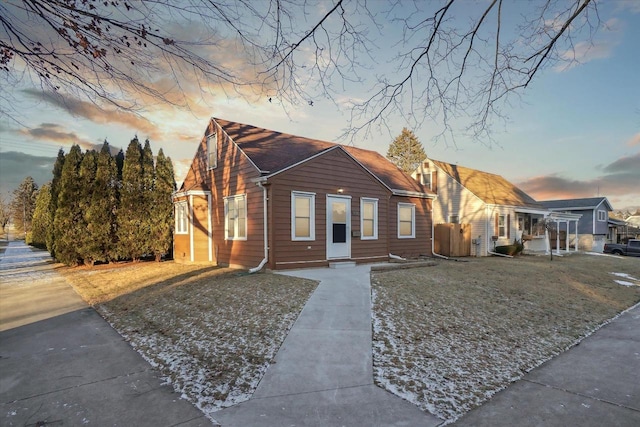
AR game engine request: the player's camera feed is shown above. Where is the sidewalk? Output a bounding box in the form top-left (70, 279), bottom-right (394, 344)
top-left (453, 303), bottom-right (640, 426)
top-left (213, 265), bottom-right (442, 427)
top-left (0, 241), bottom-right (209, 426)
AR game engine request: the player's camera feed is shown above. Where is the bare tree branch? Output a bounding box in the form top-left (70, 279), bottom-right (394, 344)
top-left (1, 0), bottom-right (605, 146)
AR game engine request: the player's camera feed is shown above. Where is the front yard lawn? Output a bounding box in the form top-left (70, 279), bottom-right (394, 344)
top-left (61, 262), bottom-right (318, 421)
top-left (371, 253), bottom-right (640, 423)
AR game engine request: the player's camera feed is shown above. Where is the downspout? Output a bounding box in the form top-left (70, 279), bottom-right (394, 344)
top-left (249, 181), bottom-right (268, 273)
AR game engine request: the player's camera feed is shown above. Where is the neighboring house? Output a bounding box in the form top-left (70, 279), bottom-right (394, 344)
top-left (607, 217), bottom-right (627, 243)
top-left (609, 215), bottom-right (640, 243)
top-left (173, 118), bottom-right (435, 270)
top-left (539, 197), bottom-right (613, 252)
top-left (412, 158), bottom-right (551, 256)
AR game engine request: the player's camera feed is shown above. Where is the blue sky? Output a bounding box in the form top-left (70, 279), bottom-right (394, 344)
top-left (1, 0), bottom-right (638, 210)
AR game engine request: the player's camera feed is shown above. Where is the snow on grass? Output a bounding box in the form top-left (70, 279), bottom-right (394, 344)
top-left (611, 272), bottom-right (639, 287)
top-left (65, 264), bottom-right (317, 423)
top-left (371, 255), bottom-right (640, 424)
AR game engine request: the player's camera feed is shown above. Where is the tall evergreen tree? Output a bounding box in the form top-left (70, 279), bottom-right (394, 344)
top-left (30, 183), bottom-right (51, 248)
top-left (149, 149), bottom-right (176, 261)
top-left (115, 149), bottom-right (125, 181)
top-left (53, 145), bottom-right (84, 265)
top-left (47, 149), bottom-right (66, 255)
top-left (386, 128), bottom-right (427, 175)
top-left (140, 139), bottom-right (156, 256)
top-left (117, 137), bottom-right (145, 261)
top-left (10, 176), bottom-right (38, 237)
top-left (86, 142), bottom-right (119, 263)
top-left (77, 150), bottom-right (100, 265)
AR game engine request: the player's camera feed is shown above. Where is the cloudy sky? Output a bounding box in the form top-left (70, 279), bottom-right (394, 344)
top-left (1, 0), bottom-right (639, 210)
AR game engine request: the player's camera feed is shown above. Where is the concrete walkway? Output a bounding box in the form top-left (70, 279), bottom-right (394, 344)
top-left (0, 241), bottom-right (209, 426)
top-left (453, 303), bottom-right (640, 426)
top-left (214, 265), bottom-right (442, 427)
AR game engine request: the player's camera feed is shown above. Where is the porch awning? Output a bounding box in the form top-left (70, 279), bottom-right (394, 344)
top-left (548, 212), bottom-right (582, 221)
top-left (513, 207), bottom-right (549, 215)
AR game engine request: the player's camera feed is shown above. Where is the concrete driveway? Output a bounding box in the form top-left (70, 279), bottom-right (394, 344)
top-left (0, 241), bottom-right (210, 426)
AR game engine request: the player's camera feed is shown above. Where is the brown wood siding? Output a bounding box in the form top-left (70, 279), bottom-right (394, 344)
top-left (173, 195), bottom-right (191, 263)
top-left (389, 195), bottom-right (433, 258)
top-left (192, 195), bottom-right (211, 263)
top-left (208, 122), bottom-right (264, 268)
top-left (267, 148), bottom-right (391, 269)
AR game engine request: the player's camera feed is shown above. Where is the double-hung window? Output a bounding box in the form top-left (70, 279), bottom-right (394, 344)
top-left (398, 203), bottom-right (415, 238)
top-left (597, 210), bottom-right (606, 221)
top-left (207, 133), bottom-right (217, 170)
top-left (292, 192), bottom-right (315, 241)
top-left (360, 198), bottom-right (378, 240)
top-left (225, 194), bottom-right (247, 240)
top-left (498, 214), bottom-right (506, 237)
top-left (175, 201), bottom-right (188, 234)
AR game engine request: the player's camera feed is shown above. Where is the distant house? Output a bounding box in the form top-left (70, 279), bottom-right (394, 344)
top-left (539, 197), bottom-right (613, 252)
top-left (173, 118), bottom-right (435, 270)
top-left (412, 158), bottom-right (557, 256)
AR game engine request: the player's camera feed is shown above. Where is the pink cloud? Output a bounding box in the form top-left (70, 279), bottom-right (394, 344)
top-left (626, 133), bottom-right (640, 147)
top-left (518, 152), bottom-right (640, 202)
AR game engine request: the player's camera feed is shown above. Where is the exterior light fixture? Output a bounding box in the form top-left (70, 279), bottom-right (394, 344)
top-left (337, 188), bottom-right (344, 194)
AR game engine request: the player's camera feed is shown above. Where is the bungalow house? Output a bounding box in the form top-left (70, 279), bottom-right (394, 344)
top-left (539, 197), bottom-right (613, 252)
top-left (173, 118), bottom-right (435, 270)
top-left (412, 157), bottom-right (579, 256)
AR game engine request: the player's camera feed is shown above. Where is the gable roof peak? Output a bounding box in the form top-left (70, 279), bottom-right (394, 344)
top-left (210, 117), bottom-right (434, 197)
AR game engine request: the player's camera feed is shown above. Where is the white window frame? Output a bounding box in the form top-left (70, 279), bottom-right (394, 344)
top-left (597, 210), bottom-right (606, 222)
top-left (397, 203), bottom-right (416, 239)
top-left (175, 201), bottom-right (189, 235)
top-left (422, 172), bottom-right (432, 190)
top-left (224, 194), bottom-right (247, 241)
top-left (291, 191), bottom-right (315, 241)
top-left (207, 133), bottom-right (217, 170)
top-left (360, 198), bottom-right (378, 240)
top-left (498, 214), bottom-right (507, 237)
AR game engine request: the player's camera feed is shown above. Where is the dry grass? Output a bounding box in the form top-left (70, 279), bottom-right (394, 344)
top-left (371, 253), bottom-right (640, 422)
top-left (61, 261), bottom-right (318, 419)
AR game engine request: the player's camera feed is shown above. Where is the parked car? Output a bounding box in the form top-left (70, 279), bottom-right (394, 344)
top-left (603, 239), bottom-right (640, 256)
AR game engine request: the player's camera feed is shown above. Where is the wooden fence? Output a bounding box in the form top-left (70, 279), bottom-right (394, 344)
top-left (434, 223), bottom-right (471, 257)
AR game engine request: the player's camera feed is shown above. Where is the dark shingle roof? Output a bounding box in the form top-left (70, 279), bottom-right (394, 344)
top-left (539, 197), bottom-right (612, 211)
top-left (430, 160), bottom-right (542, 208)
top-left (214, 118), bottom-right (432, 195)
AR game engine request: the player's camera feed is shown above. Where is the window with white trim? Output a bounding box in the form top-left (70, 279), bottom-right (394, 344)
top-left (225, 194), bottom-right (247, 240)
top-left (422, 172), bottom-right (431, 190)
top-left (498, 214), bottom-right (506, 237)
top-left (398, 203), bottom-right (415, 238)
top-left (360, 198), bottom-right (378, 240)
top-left (207, 133), bottom-right (217, 170)
top-left (175, 201), bottom-right (188, 234)
top-left (292, 192), bottom-right (315, 241)
top-left (597, 210), bottom-right (606, 221)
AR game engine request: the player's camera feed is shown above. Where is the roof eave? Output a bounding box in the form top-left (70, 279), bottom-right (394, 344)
top-left (391, 189), bottom-right (436, 199)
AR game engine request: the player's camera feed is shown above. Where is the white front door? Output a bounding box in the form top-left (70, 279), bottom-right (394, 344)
top-left (326, 195), bottom-right (351, 259)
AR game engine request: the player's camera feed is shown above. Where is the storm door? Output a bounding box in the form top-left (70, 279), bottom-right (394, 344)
top-left (326, 195), bottom-right (351, 259)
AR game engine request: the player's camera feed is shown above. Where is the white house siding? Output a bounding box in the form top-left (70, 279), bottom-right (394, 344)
top-left (487, 206), bottom-right (518, 254)
top-left (432, 167), bottom-right (488, 256)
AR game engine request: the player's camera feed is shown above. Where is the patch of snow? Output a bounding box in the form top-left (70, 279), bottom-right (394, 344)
top-left (610, 272), bottom-right (639, 286)
top-left (615, 280), bottom-right (637, 287)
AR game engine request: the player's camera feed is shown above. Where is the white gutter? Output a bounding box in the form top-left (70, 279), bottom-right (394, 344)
top-left (389, 253), bottom-right (406, 261)
top-left (249, 181), bottom-right (269, 273)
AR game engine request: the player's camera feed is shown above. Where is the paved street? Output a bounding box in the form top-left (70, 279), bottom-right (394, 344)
top-left (0, 241), bottom-right (210, 426)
